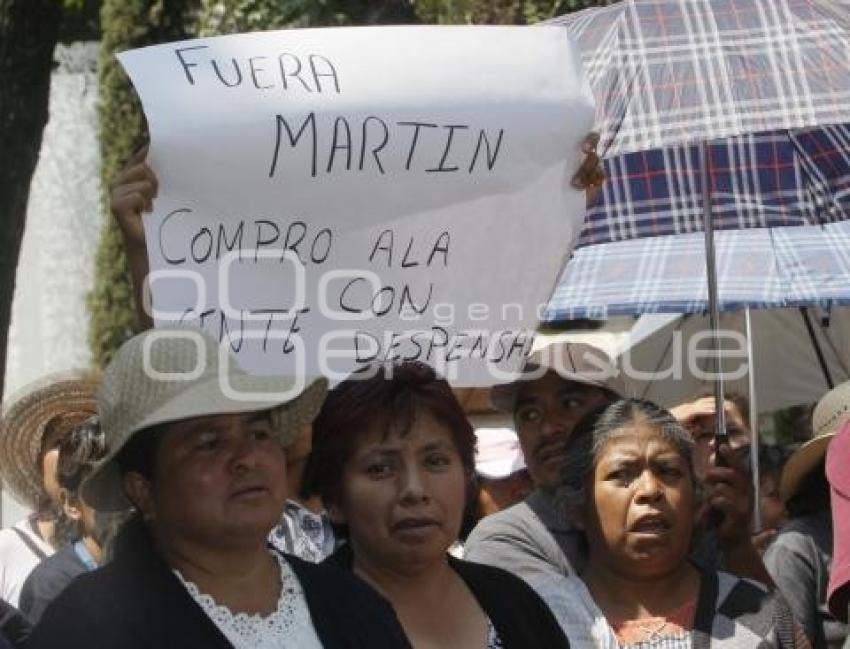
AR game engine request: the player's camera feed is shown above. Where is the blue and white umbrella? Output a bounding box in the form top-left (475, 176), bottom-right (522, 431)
top-left (540, 0), bottom-right (850, 481)
top-left (542, 0), bottom-right (850, 320)
top-left (547, 123), bottom-right (850, 319)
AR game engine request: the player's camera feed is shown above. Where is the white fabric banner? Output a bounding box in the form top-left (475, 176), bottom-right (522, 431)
top-left (119, 25), bottom-right (594, 385)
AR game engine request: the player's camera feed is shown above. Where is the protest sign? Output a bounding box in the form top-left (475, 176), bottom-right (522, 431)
top-left (118, 25), bottom-right (594, 386)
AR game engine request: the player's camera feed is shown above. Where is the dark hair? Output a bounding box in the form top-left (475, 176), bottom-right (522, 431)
top-left (786, 458), bottom-right (830, 518)
top-left (115, 424), bottom-right (168, 482)
top-left (307, 362), bottom-right (475, 508)
top-left (737, 443), bottom-right (793, 481)
top-left (57, 416), bottom-right (107, 494)
top-left (558, 398), bottom-right (697, 514)
top-left (53, 417), bottom-right (108, 547)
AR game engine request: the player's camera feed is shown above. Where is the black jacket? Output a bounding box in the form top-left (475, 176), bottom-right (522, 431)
top-left (29, 519), bottom-right (411, 649)
top-left (326, 544), bottom-right (571, 649)
top-left (0, 599), bottom-right (29, 649)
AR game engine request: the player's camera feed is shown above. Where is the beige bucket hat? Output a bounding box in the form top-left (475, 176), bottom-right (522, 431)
top-left (82, 328), bottom-right (328, 511)
top-left (490, 342), bottom-right (624, 413)
top-left (0, 370), bottom-right (100, 509)
top-left (780, 380), bottom-right (850, 503)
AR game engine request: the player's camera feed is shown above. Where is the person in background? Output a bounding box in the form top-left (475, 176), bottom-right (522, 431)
top-left (766, 383), bottom-right (850, 649)
top-left (0, 599), bottom-right (30, 649)
top-left (0, 371), bottom-right (99, 607)
top-left (463, 342), bottom-right (622, 584)
top-left (536, 398), bottom-right (807, 649)
top-left (29, 329), bottom-right (411, 649)
top-left (19, 416), bottom-right (110, 624)
top-left (269, 425), bottom-right (337, 563)
top-left (749, 444), bottom-right (791, 554)
top-left (309, 362), bottom-right (571, 649)
top-left (825, 401), bottom-right (850, 644)
top-left (670, 391), bottom-right (773, 584)
top-left (450, 426), bottom-right (533, 558)
top-left (670, 392), bottom-right (752, 481)
top-left (473, 427), bottom-right (533, 519)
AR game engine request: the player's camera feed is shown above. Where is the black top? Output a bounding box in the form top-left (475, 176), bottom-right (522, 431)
top-left (20, 544), bottom-right (89, 625)
top-left (0, 599), bottom-right (29, 649)
top-left (29, 518), bottom-right (411, 649)
top-left (326, 544), bottom-right (571, 649)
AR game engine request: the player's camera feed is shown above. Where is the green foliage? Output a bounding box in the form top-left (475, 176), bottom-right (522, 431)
top-left (59, 0), bottom-right (101, 42)
top-left (88, 0), bottom-right (197, 368)
top-left (413, 0), bottom-right (605, 24)
top-left (198, 0), bottom-right (415, 34)
top-left (522, 0), bottom-right (604, 23)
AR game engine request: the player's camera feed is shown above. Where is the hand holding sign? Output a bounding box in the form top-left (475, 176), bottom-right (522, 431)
top-left (111, 144), bottom-right (158, 327)
top-left (118, 26), bottom-right (595, 385)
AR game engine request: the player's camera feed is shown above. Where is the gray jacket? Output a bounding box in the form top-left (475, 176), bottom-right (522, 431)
top-left (765, 511), bottom-right (847, 649)
top-left (463, 490), bottom-right (586, 585)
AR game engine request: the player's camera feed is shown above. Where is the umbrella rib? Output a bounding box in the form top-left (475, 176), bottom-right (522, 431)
top-left (800, 307), bottom-right (835, 389)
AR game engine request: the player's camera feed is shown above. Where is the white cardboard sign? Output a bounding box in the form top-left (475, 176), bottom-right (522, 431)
top-left (118, 25), bottom-right (594, 386)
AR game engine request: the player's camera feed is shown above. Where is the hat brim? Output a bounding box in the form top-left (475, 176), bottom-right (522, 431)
top-left (490, 364), bottom-right (619, 413)
top-left (82, 375), bottom-right (328, 512)
top-left (779, 434), bottom-right (833, 503)
top-left (0, 371), bottom-right (99, 508)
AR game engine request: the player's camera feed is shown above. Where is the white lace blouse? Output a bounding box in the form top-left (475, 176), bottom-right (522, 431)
top-left (174, 552), bottom-right (324, 649)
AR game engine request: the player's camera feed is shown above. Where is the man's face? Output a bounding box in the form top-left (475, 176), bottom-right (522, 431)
top-left (513, 372), bottom-right (612, 490)
top-left (687, 400), bottom-right (750, 480)
top-left (477, 469), bottom-right (534, 517)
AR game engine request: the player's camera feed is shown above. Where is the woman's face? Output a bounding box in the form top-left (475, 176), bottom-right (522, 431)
top-left (332, 410), bottom-right (468, 575)
top-left (127, 411), bottom-right (289, 549)
top-left (40, 422), bottom-right (71, 510)
top-left (584, 421), bottom-right (695, 580)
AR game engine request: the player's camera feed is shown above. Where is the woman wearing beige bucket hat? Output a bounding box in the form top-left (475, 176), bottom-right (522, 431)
top-left (29, 328), bottom-right (411, 649)
top-left (765, 385), bottom-right (850, 649)
top-left (0, 370), bottom-right (99, 607)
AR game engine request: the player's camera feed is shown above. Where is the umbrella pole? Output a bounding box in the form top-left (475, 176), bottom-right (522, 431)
top-left (701, 140), bottom-right (728, 446)
top-left (745, 307), bottom-right (761, 531)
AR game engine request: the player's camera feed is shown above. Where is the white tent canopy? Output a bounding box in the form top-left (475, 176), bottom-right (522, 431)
top-left (535, 307), bottom-right (850, 414)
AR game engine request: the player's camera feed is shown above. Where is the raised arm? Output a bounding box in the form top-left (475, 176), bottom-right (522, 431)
top-left (110, 145), bottom-right (157, 329)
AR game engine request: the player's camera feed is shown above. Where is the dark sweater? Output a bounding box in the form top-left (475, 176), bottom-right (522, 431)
top-left (29, 519), bottom-right (411, 649)
top-left (0, 599), bottom-right (29, 649)
top-left (326, 544), bottom-right (571, 649)
top-left (20, 544), bottom-right (89, 625)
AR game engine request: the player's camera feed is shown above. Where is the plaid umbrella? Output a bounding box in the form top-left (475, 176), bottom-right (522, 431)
top-left (543, 0), bottom-right (850, 320)
top-left (560, 0), bottom-right (850, 156)
top-left (549, 121), bottom-right (850, 318)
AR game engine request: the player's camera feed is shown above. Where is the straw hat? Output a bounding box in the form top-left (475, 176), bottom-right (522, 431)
top-left (82, 328), bottom-right (328, 512)
top-left (780, 380), bottom-right (850, 503)
top-left (0, 370), bottom-right (100, 509)
top-left (490, 342), bottom-right (624, 413)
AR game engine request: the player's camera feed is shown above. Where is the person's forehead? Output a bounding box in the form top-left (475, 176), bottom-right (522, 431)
top-left (690, 404), bottom-right (748, 432)
top-left (599, 421), bottom-right (678, 453)
top-left (164, 411), bottom-right (269, 435)
top-left (356, 427), bottom-right (455, 458)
